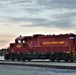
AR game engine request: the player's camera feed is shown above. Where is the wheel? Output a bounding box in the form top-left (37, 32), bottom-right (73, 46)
top-left (4, 56), bottom-right (8, 60)
top-left (22, 58), bottom-right (25, 61)
top-left (4, 54), bottom-right (9, 60)
top-left (56, 55), bottom-right (60, 62)
top-left (51, 59), bottom-right (55, 62)
top-left (49, 54), bottom-right (55, 62)
top-left (65, 58), bottom-right (69, 62)
top-left (64, 54), bottom-right (69, 62)
top-left (17, 58), bottom-right (20, 61)
top-left (70, 60), bottom-right (74, 62)
top-left (57, 59), bottom-right (60, 62)
top-left (28, 59), bottom-right (31, 61)
top-left (4, 57), bottom-right (8, 60)
top-left (11, 57), bottom-right (15, 61)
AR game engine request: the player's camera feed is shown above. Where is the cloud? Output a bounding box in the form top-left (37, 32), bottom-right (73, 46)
top-left (1, 11), bottom-right (76, 30)
top-left (0, 17), bottom-right (50, 24)
top-left (0, 34), bottom-right (17, 48)
top-left (3, 24), bottom-right (10, 26)
top-left (0, 40), bottom-right (6, 43)
top-left (50, 12), bottom-right (76, 29)
top-left (37, 0), bottom-right (76, 9)
top-left (0, 0), bottom-right (76, 30)
top-left (0, 0), bottom-right (41, 13)
top-left (0, 8), bottom-right (76, 29)
top-left (19, 11), bottom-right (76, 29)
top-left (0, 0), bottom-right (76, 14)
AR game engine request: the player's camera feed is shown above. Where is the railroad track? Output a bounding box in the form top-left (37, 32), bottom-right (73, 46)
top-left (0, 60), bottom-right (76, 70)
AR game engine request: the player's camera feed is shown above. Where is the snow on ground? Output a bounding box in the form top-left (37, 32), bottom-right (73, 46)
top-left (0, 56), bottom-right (4, 60)
top-left (0, 65), bottom-right (76, 75)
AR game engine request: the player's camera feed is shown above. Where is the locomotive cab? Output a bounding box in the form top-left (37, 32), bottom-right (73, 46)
top-left (15, 35), bottom-right (25, 43)
top-left (4, 35), bottom-right (31, 61)
top-left (8, 36), bottom-right (30, 61)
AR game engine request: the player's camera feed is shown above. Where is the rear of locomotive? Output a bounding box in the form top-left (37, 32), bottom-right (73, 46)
top-left (47, 33), bottom-right (76, 62)
top-left (63, 33), bottom-right (76, 62)
top-left (67, 33), bottom-right (76, 62)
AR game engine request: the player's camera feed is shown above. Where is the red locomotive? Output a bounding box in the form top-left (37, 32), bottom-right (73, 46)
top-left (4, 33), bottom-right (76, 62)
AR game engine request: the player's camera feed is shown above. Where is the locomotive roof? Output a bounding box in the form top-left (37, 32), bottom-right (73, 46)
top-left (15, 33), bottom-right (75, 40)
top-left (15, 35), bottom-right (33, 41)
top-left (15, 35), bottom-right (25, 41)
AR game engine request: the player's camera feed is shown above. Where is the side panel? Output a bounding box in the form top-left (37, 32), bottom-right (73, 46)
top-left (10, 43), bottom-right (30, 53)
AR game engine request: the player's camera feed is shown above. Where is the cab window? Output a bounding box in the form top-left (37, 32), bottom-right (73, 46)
top-left (18, 40), bottom-right (21, 43)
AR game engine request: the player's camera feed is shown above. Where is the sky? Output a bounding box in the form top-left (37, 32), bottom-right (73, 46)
top-left (0, 0), bottom-right (76, 49)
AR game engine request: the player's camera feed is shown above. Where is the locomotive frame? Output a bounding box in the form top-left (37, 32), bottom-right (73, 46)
top-left (4, 33), bottom-right (76, 62)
